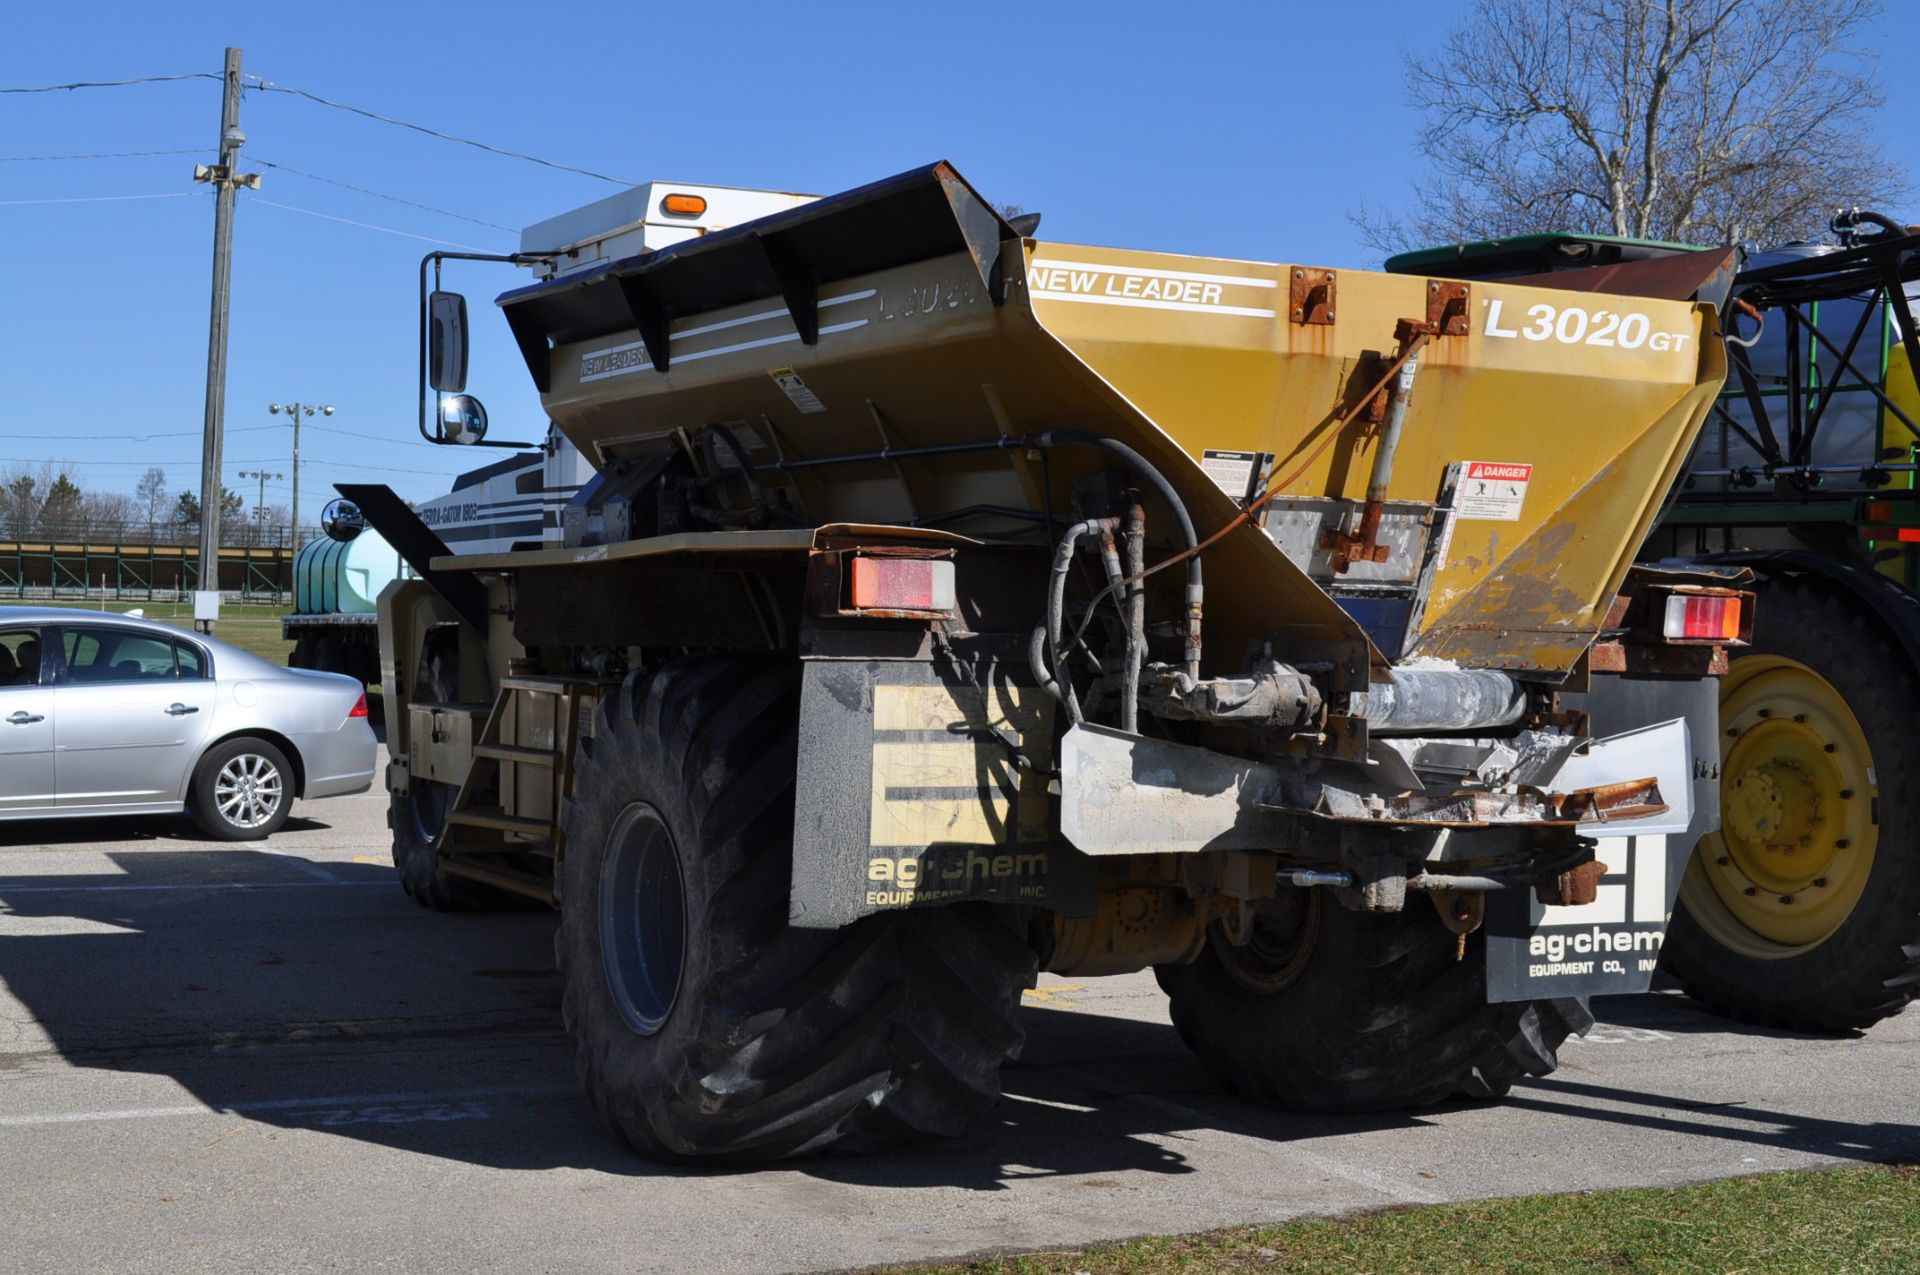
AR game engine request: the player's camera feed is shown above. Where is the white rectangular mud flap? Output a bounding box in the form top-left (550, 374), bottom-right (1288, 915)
top-left (1485, 718), bottom-right (1695, 1003)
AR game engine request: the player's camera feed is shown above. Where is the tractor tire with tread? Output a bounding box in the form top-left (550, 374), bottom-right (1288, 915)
top-left (387, 780), bottom-right (499, 910)
top-left (556, 654), bottom-right (1037, 1163)
top-left (1156, 894), bottom-right (1591, 1111)
top-left (1663, 575), bottom-right (1920, 1032)
top-left (386, 627), bottom-right (519, 911)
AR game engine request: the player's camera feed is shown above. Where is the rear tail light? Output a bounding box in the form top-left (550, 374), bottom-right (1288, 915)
top-left (847, 556), bottom-right (956, 614)
top-left (348, 691), bottom-right (369, 719)
top-left (1663, 594), bottom-right (1741, 641)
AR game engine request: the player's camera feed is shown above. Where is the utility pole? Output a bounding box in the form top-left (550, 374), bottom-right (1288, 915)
top-left (192, 47), bottom-right (259, 623)
top-left (268, 401), bottom-right (334, 547)
top-left (237, 468), bottom-right (281, 544)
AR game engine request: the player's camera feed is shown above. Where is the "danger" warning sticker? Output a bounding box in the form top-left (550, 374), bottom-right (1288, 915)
top-left (1455, 461), bottom-right (1533, 521)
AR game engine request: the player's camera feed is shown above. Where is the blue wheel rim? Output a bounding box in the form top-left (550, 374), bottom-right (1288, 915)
top-left (408, 780), bottom-right (453, 841)
top-left (598, 803), bottom-right (686, 1035)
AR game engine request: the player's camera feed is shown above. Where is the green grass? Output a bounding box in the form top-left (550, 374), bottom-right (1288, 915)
top-left (900, 1164), bottom-right (1920, 1275)
top-left (0, 600), bottom-right (295, 666)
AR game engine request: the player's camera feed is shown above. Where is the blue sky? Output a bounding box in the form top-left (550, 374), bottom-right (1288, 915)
top-left (4, 0), bottom-right (1918, 512)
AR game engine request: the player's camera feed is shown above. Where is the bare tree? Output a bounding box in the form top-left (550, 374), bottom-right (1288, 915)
top-left (1357, 0), bottom-right (1903, 254)
top-left (78, 491), bottom-right (139, 540)
top-left (134, 466), bottom-right (168, 535)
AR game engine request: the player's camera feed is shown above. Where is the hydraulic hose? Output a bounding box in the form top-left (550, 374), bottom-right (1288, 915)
top-left (1038, 430), bottom-right (1203, 677)
top-left (1058, 334), bottom-right (1432, 666)
top-left (1122, 498), bottom-right (1146, 735)
top-left (1040, 518), bottom-right (1108, 724)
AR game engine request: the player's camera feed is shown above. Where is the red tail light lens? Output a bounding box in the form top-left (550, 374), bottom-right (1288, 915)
top-left (348, 691), bottom-right (369, 719)
top-left (847, 556), bottom-right (955, 613)
top-left (1662, 594), bottom-right (1741, 640)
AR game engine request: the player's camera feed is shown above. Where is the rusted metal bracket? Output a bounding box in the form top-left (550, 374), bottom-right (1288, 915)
top-left (1290, 267), bottom-right (1336, 325)
top-left (1536, 857), bottom-right (1607, 907)
top-left (1319, 507), bottom-right (1392, 573)
top-left (1429, 889), bottom-right (1486, 958)
top-left (1426, 279), bottom-right (1470, 335)
top-left (1588, 580), bottom-right (1753, 676)
top-left (1430, 889), bottom-right (1486, 935)
top-left (1321, 328), bottom-right (1432, 573)
top-left (1273, 773), bottom-right (1666, 828)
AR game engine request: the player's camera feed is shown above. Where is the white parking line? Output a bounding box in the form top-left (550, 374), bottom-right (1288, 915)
top-left (0, 1084), bottom-right (579, 1128)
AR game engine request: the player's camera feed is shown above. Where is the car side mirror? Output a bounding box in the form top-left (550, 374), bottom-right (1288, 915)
top-left (428, 290), bottom-right (469, 393)
top-left (321, 498), bottom-right (365, 543)
top-left (439, 394), bottom-right (489, 445)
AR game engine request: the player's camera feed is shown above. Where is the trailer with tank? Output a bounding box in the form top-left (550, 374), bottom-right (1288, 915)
top-left (281, 431), bottom-right (589, 700)
top-left (342, 163), bottom-right (1750, 1162)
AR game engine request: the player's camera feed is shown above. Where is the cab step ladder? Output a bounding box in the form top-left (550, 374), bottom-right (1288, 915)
top-left (436, 673), bottom-right (620, 904)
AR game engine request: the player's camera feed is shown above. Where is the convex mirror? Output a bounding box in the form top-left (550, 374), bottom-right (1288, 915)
top-left (320, 498), bottom-right (365, 543)
top-left (439, 393), bottom-right (489, 445)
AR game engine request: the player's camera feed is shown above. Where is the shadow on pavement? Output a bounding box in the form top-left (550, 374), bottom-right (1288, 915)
top-left (0, 814), bottom-right (333, 847)
top-left (1504, 1073), bottom-right (1920, 1165)
top-left (1591, 990), bottom-right (1868, 1040)
top-left (1, 844), bottom-right (1913, 1184)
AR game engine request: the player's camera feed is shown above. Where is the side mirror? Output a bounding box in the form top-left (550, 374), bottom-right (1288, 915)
top-left (320, 498), bottom-right (365, 543)
top-left (428, 290), bottom-right (469, 393)
top-left (439, 394), bottom-right (489, 445)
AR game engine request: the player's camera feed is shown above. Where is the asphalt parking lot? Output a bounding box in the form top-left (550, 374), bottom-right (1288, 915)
top-left (1, 752), bottom-right (1915, 1275)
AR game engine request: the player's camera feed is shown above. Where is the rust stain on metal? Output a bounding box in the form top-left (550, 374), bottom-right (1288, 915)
top-left (1590, 639), bottom-right (1729, 676)
top-left (1553, 777), bottom-right (1665, 823)
top-left (1537, 857), bottom-right (1608, 908)
top-left (1290, 775), bottom-right (1665, 828)
top-left (1290, 268), bottom-right (1336, 325)
top-left (1430, 888), bottom-right (1486, 935)
top-left (1426, 280), bottom-right (1470, 335)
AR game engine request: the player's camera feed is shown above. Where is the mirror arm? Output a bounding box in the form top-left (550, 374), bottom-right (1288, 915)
top-left (417, 250), bottom-right (556, 447)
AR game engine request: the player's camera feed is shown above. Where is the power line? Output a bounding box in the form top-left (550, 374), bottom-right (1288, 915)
top-left (0, 454), bottom-right (472, 478)
top-left (246, 456), bottom-right (474, 477)
top-left (0, 72), bottom-right (219, 94)
top-left (308, 424), bottom-right (477, 450)
top-left (243, 194), bottom-right (494, 250)
top-left (0, 426), bottom-right (278, 443)
top-left (0, 148), bottom-right (200, 162)
top-left (247, 77), bottom-right (635, 185)
top-left (0, 192), bottom-right (196, 207)
top-left (0, 456), bottom-right (204, 467)
top-left (240, 154), bottom-right (514, 231)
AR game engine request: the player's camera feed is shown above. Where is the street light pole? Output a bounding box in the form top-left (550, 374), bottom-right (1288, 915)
top-left (268, 401), bottom-right (333, 547)
top-left (237, 469), bottom-right (281, 544)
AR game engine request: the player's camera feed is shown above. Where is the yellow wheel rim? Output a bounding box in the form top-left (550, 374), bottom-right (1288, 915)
top-left (1681, 654), bottom-right (1879, 958)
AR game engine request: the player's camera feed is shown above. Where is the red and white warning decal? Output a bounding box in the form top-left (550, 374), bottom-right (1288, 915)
top-left (1456, 461), bottom-right (1533, 521)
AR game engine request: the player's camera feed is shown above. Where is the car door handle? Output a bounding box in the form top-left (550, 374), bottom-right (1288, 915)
top-left (7, 711), bottom-right (43, 725)
top-left (165, 704), bottom-right (199, 716)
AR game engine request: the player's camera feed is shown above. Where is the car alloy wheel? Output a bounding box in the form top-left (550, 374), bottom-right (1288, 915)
top-left (215, 752), bottom-right (285, 830)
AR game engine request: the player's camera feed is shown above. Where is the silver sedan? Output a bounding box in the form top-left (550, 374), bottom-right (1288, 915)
top-left (0, 606), bottom-right (376, 840)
